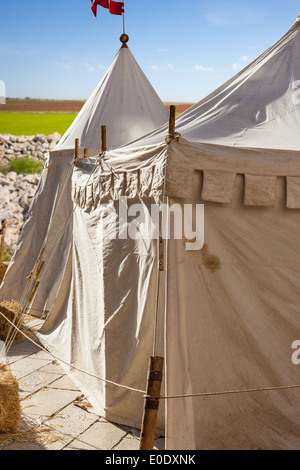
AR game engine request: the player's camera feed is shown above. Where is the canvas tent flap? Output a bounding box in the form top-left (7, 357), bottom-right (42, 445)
top-left (286, 176), bottom-right (300, 208)
top-left (77, 138), bottom-right (300, 208)
top-left (201, 170), bottom-right (236, 204)
top-left (37, 198), bottom-right (165, 434)
top-left (244, 174), bottom-right (277, 207)
top-left (165, 139), bottom-right (300, 206)
top-left (71, 143), bottom-right (167, 211)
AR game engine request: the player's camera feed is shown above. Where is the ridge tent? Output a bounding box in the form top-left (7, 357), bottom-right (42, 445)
top-left (0, 40), bottom-right (169, 318)
top-left (36, 16), bottom-right (300, 450)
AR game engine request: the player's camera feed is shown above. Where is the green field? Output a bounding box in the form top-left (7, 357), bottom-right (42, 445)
top-left (0, 113), bottom-right (77, 136)
top-left (0, 101), bottom-right (192, 136)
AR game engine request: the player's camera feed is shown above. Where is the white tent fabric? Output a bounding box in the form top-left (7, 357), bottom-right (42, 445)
top-left (3, 17), bottom-right (300, 450)
top-left (0, 43), bottom-right (169, 314)
top-left (128, 15), bottom-right (300, 152)
top-left (54, 44), bottom-right (169, 151)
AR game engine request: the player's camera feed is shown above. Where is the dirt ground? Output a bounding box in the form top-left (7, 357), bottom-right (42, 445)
top-left (2, 99), bottom-right (85, 113)
top-left (2, 99), bottom-right (194, 114)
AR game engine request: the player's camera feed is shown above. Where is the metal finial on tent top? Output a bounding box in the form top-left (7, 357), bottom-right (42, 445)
top-left (120, 33), bottom-right (129, 48)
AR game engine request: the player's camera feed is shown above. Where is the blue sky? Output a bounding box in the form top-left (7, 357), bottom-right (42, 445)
top-left (0, 0), bottom-right (300, 103)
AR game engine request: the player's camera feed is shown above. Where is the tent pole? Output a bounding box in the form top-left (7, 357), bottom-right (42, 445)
top-left (101, 126), bottom-right (107, 152)
top-left (169, 105), bottom-right (176, 136)
top-left (139, 356), bottom-right (164, 450)
top-left (123, 0), bottom-right (125, 34)
top-left (75, 139), bottom-right (79, 159)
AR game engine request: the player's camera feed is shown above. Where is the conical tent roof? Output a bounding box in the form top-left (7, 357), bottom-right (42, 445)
top-left (128, 15), bottom-right (300, 151)
top-left (55, 44), bottom-right (169, 151)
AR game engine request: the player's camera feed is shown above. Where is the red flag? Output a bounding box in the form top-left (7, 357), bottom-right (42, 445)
top-left (91, 0), bottom-right (109, 17)
top-left (91, 0), bottom-right (124, 18)
top-left (99, 0), bottom-right (109, 7)
top-left (109, 1), bottom-right (124, 15)
top-left (91, 1), bottom-right (98, 17)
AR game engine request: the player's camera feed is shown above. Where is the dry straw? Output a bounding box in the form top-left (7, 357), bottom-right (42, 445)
top-left (0, 415), bottom-right (64, 449)
top-left (0, 300), bottom-right (24, 342)
top-left (0, 362), bottom-right (21, 434)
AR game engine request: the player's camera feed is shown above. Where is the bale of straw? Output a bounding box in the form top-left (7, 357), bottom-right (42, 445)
top-left (0, 362), bottom-right (21, 433)
top-left (0, 300), bottom-right (24, 342)
top-left (0, 262), bottom-right (8, 285)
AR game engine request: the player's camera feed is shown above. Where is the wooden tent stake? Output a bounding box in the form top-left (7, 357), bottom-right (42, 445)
top-left (169, 105), bottom-right (176, 136)
top-left (84, 149), bottom-right (88, 159)
top-left (0, 221), bottom-right (7, 262)
top-left (35, 261), bottom-right (45, 280)
top-left (29, 246), bottom-right (45, 281)
top-left (28, 280), bottom-right (41, 305)
top-left (75, 138), bottom-right (80, 159)
top-left (139, 356), bottom-right (164, 450)
top-left (101, 126), bottom-right (107, 152)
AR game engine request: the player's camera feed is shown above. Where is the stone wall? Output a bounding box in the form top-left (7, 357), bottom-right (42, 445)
top-left (0, 133), bottom-right (61, 257)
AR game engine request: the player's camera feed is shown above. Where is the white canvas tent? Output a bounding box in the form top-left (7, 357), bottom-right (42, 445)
top-left (0, 40), bottom-right (169, 316)
top-left (32, 16), bottom-right (300, 450)
top-left (3, 16), bottom-right (300, 450)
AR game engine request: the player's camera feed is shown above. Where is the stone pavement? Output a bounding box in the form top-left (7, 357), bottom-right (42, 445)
top-left (0, 317), bottom-right (165, 451)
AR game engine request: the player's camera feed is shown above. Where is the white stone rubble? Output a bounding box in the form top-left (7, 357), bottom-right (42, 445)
top-left (0, 133), bottom-right (61, 257)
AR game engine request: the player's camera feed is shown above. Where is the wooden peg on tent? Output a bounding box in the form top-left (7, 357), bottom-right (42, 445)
top-left (75, 139), bottom-right (80, 159)
top-left (84, 149), bottom-right (88, 159)
top-left (169, 105), bottom-right (176, 137)
top-left (101, 126), bottom-right (107, 152)
top-left (139, 356), bottom-right (164, 450)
